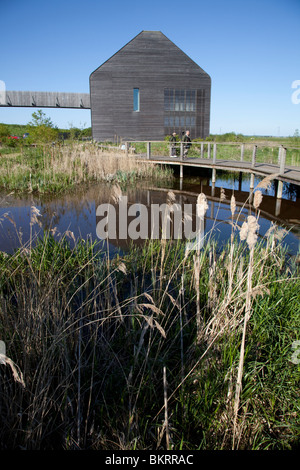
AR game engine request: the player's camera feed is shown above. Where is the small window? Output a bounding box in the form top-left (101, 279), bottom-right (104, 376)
top-left (133, 88), bottom-right (140, 112)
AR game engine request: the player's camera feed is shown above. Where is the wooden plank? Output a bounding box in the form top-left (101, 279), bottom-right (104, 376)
top-left (134, 155), bottom-right (300, 185)
top-left (1, 91), bottom-right (90, 109)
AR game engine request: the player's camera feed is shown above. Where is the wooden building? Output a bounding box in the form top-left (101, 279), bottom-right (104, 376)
top-left (89, 31), bottom-right (211, 142)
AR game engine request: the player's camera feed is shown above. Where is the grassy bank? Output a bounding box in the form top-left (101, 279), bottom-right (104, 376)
top-left (0, 184), bottom-right (299, 450)
top-left (0, 142), bottom-right (173, 194)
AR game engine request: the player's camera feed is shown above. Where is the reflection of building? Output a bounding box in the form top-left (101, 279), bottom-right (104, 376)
top-left (90, 31), bottom-right (211, 142)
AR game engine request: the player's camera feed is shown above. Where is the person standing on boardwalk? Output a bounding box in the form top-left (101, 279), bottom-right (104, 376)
top-left (183, 130), bottom-right (191, 159)
top-left (170, 132), bottom-right (177, 157)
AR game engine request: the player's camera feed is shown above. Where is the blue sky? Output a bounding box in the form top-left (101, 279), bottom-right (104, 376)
top-left (1, 0), bottom-right (299, 136)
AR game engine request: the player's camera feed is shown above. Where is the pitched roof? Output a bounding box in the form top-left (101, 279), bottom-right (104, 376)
top-left (90, 31), bottom-right (210, 77)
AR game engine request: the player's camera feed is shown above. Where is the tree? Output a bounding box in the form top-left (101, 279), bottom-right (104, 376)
top-left (27, 110), bottom-right (58, 143)
top-left (28, 109), bottom-right (54, 128)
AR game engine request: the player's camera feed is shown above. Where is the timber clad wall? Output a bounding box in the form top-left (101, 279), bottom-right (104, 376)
top-left (90, 31), bottom-right (211, 142)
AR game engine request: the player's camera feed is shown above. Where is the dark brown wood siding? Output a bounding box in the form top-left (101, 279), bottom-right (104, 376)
top-left (90, 31), bottom-right (211, 141)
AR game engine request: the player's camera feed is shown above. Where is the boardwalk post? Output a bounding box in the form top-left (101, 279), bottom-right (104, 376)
top-left (180, 142), bottom-right (184, 161)
top-left (275, 197), bottom-right (282, 216)
top-left (279, 147), bottom-right (286, 175)
top-left (277, 180), bottom-right (283, 199)
top-left (125, 141), bottom-right (128, 158)
top-left (251, 145), bottom-right (257, 168)
top-left (212, 168), bottom-right (216, 184)
top-left (208, 143), bottom-right (211, 159)
top-left (241, 144), bottom-right (244, 161)
top-left (180, 164), bottom-right (183, 179)
top-left (249, 173), bottom-right (255, 205)
top-left (147, 142), bottom-right (151, 160)
top-left (278, 145), bottom-right (282, 165)
top-left (211, 182), bottom-right (215, 197)
top-left (277, 146), bottom-right (286, 199)
top-left (213, 143), bottom-right (217, 164)
top-left (201, 142), bottom-right (204, 158)
top-left (238, 172), bottom-right (243, 191)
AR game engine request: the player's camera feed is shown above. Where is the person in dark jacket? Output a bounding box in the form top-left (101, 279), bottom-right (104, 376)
top-left (170, 132), bottom-right (177, 157)
top-left (183, 130), bottom-right (191, 159)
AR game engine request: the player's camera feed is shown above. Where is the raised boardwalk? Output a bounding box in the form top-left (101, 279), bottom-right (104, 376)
top-left (0, 91), bottom-right (90, 109)
top-left (126, 141), bottom-right (300, 196)
top-left (146, 155), bottom-right (300, 186)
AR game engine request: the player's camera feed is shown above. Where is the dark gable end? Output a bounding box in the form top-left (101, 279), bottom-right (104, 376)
top-left (90, 31), bottom-right (209, 75)
top-left (90, 31), bottom-right (211, 141)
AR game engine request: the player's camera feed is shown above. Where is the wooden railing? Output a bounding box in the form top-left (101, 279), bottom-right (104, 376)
top-left (121, 141), bottom-right (300, 176)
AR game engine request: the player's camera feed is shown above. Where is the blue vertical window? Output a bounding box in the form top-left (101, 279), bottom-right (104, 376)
top-left (133, 88), bottom-right (140, 112)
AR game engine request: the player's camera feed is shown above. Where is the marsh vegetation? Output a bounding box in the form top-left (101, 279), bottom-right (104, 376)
top-left (0, 122), bottom-right (299, 449)
top-left (0, 141), bottom-right (173, 194)
top-left (0, 174), bottom-right (299, 450)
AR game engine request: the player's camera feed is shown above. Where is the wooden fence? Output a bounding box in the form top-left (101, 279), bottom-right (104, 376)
top-left (124, 141), bottom-right (295, 174)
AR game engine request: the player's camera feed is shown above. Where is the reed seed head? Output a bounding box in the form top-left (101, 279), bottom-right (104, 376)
top-left (256, 173), bottom-right (279, 191)
top-left (117, 262), bottom-right (127, 275)
top-left (197, 193), bottom-right (209, 217)
top-left (240, 215), bottom-right (259, 249)
top-left (167, 191), bottom-right (176, 205)
top-left (230, 195), bottom-right (236, 217)
top-left (254, 190), bottom-right (263, 209)
top-left (111, 184), bottom-right (123, 203)
top-left (30, 205), bottom-right (42, 227)
top-left (220, 188), bottom-right (226, 201)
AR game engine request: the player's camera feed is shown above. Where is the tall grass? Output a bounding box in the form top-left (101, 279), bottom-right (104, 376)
top-left (0, 142), bottom-right (173, 194)
top-left (0, 177), bottom-right (299, 450)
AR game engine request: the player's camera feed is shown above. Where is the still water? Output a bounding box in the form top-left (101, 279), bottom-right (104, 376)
top-left (0, 170), bottom-right (299, 256)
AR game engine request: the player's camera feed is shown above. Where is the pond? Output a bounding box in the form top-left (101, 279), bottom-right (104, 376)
top-left (0, 169), bottom-right (299, 256)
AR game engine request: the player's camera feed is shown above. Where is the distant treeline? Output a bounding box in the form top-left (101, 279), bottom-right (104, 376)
top-left (204, 131), bottom-right (300, 144)
top-left (1, 123), bottom-right (299, 145)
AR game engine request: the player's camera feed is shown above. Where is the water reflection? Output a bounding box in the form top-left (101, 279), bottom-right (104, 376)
top-left (0, 171), bottom-right (299, 255)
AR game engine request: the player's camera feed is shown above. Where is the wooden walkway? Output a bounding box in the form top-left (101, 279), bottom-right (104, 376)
top-left (0, 90), bottom-right (90, 109)
top-left (143, 155), bottom-right (300, 186)
top-left (124, 141), bottom-right (300, 199)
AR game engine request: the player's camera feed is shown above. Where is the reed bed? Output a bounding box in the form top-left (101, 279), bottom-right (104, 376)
top-left (0, 176), bottom-right (299, 450)
top-left (0, 142), bottom-right (173, 193)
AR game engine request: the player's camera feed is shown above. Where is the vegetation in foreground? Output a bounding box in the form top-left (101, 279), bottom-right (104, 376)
top-left (0, 180), bottom-right (299, 450)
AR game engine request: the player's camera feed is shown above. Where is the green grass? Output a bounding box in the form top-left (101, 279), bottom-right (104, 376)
top-left (0, 201), bottom-right (299, 449)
